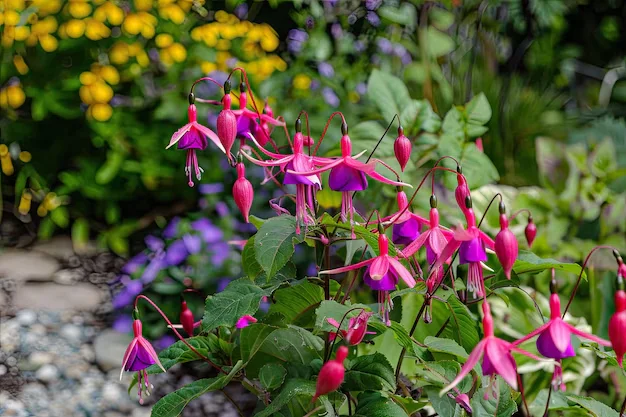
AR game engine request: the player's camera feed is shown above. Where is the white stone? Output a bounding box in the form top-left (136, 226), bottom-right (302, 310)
top-left (13, 283), bottom-right (101, 311)
top-left (0, 250), bottom-right (59, 282)
top-left (93, 330), bottom-right (132, 371)
top-left (60, 324), bottom-right (82, 343)
top-left (29, 352), bottom-right (54, 367)
top-left (31, 236), bottom-right (75, 259)
top-left (0, 320), bottom-right (20, 353)
top-left (35, 364), bottom-right (59, 383)
top-left (102, 382), bottom-right (124, 404)
top-left (16, 309), bottom-right (37, 326)
top-left (53, 269), bottom-right (81, 285)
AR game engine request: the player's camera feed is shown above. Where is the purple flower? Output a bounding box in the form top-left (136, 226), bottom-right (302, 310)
top-left (318, 62), bottom-right (335, 78)
top-left (329, 164), bottom-right (367, 191)
top-left (365, 0), bottom-right (381, 10)
top-left (211, 242), bottom-right (230, 266)
top-left (322, 87), bottom-right (340, 107)
top-left (288, 29), bottom-right (308, 54)
top-left (305, 16), bottom-right (314, 29)
top-left (393, 44), bottom-right (407, 57)
top-left (182, 234), bottom-right (202, 255)
top-left (354, 40), bottom-right (366, 53)
top-left (199, 183), bottom-right (224, 195)
top-left (356, 82), bottom-right (367, 95)
top-left (207, 112), bottom-right (218, 129)
top-left (363, 266), bottom-right (398, 291)
top-left (376, 38), bottom-right (393, 54)
top-left (145, 235), bottom-right (164, 252)
top-left (307, 262), bottom-right (318, 277)
top-left (165, 240), bottom-right (189, 266)
top-left (112, 279), bottom-right (143, 309)
top-left (113, 315), bottom-right (133, 333)
top-left (122, 252), bottom-right (148, 274)
top-left (191, 218), bottom-right (224, 243)
top-left (234, 3), bottom-right (248, 19)
top-left (366, 12), bottom-right (380, 27)
top-left (331, 23), bottom-right (343, 39)
top-left (215, 201), bottom-right (229, 217)
top-left (458, 238), bottom-right (487, 264)
top-left (141, 251), bottom-right (166, 283)
top-left (310, 79), bottom-right (321, 91)
top-left (155, 334), bottom-right (176, 350)
top-left (163, 217), bottom-right (180, 239)
top-left (401, 52), bottom-right (412, 65)
top-left (217, 278), bottom-right (230, 292)
top-left (392, 218), bottom-right (421, 246)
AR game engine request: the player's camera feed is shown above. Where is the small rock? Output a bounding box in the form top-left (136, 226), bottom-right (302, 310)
top-left (80, 345), bottom-right (95, 362)
top-left (0, 250), bottom-right (59, 282)
top-left (93, 330), bottom-right (132, 371)
top-left (60, 324), bottom-right (83, 343)
top-left (0, 320), bottom-right (20, 353)
top-left (102, 382), bottom-right (124, 404)
top-left (13, 283), bottom-right (101, 311)
top-left (28, 352), bottom-right (54, 367)
top-left (31, 236), bottom-right (75, 259)
top-left (53, 269), bottom-right (81, 285)
top-left (20, 383), bottom-right (49, 412)
top-left (16, 310), bottom-right (37, 326)
top-left (35, 364), bottom-right (59, 383)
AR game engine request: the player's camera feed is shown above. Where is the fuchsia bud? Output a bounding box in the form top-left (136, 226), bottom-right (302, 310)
top-left (525, 216), bottom-right (537, 247)
top-left (494, 203), bottom-right (518, 279)
top-left (236, 314), bottom-right (258, 329)
top-left (180, 300), bottom-right (195, 337)
top-left (455, 166), bottom-right (470, 213)
top-left (475, 138), bottom-right (484, 152)
top-left (393, 126), bottom-right (411, 172)
top-left (217, 81), bottom-right (237, 161)
top-left (233, 162), bottom-right (253, 223)
top-left (610, 251), bottom-right (626, 368)
top-left (312, 346), bottom-right (348, 402)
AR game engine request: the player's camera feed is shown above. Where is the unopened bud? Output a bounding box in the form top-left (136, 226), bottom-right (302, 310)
top-left (393, 127), bottom-right (411, 172)
top-left (217, 93), bottom-right (237, 160)
top-left (525, 216), bottom-right (537, 247)
top-left (233, 163), bottom-right (253, 223)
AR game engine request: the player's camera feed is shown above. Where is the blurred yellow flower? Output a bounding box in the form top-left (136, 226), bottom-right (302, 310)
top-left (5, 0), bottom-right (25, 10)
top-left (65, 19), bottom-right (86, 38)
top-left (155, 33), bottom-right (173, 48)
top-left (0, 144), bottom-right (14, 176)
top-left (67, 1), bottom-right (92, 19)
top-left (4, 10), bottom-right (20, 25)
top-left (100, 65), bottom-right (120, 85)
top-left (134, 0), bottom-right (153, 11)
top-left (13, 55), bottom-right (29, 74)
top-left (90, 81), bottom-right (114, 102)
top-left (79, 85), bottom-right (94, 104)
top-left (18, 191), bottom-right (32, 215)
top-left (80, 71), bottom-right (97, 85)
top-left (88, 103), bottom-right (113, 121)
top-left (30, 0), bottom-right (62, 16)
top-left (122, 13), bottom-right (143, 35)
top-left (93, 2), bottom-right (124, 25)
top-left (0, 84), bottom-right (26, 109)
top-left (159, 3), bottom-right (185, 24)
top-left (293, 74), bottom-right (312, 90)
top-left (19, 151), bottom-right (32, 163)
top-left (38, 34), bottom-right (58, 51)
top-left (85, 18), bottom-right (111, 40)
top-left (214, 10), bottom-right (229, 23)
top-left (216, 38), bottom-right (231, 51)
top-left (200, 61), bottom-right (216, 74)
top-left (37, 205), bottom-right (48, 217)
top-left (14, 26), bottom-right (30, 41)
top-left (109, 42), bottom-right (130, 64)
top-left (43, 192), bottom-right (60, 211)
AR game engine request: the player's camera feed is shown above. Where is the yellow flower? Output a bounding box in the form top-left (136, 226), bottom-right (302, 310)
top-left (19, 151), bottom-right (32, 163)
top-left (200, 61), bottom-right (216, 74)
top-left (122, 13), bottom-right (143, 35)
top-left (68, 1), bottom-right (92, 19)
top-left (38, 34), bottom-right (58, 51)
top-left (136, 50), bottom-right (149, 67)
top-left (89, 81), bottom-right (114, 103)
top-left (2, 28), bottom-right (15, 48)
top-left (13, 55), bottom-right (29, 75)
top-left (159, 4), bottom-right (185, 24)
top-left (214, 10), bottom-right (229, 23)
top-left (88, 103), bottom-right (113, 121)
top-left (30, 0), bottom-right (62, 16)
top-left (272, 56), bottom-right (287, 71)
top-left (134, 0), bottom-right (153, 11)
top-left (18, 191), bottom-right (32, 215)
top-left (93, 2), bottom-right (124, 25)
top-left (168, 43), bottom-right (186, 62)
top-left (5, 0), bottom-right (25, 10)
top-left (4, 10), bottom-right (20, 25)
top-left (100, 65), bottom-right (120, 85)
top-left (0, 144), bottom-right (14, 176)
top-left (14, 26), bottom-right (30, 41)
top-left (43, 192), bottom-right (60, 211)
top-left (293, 74), bottom-right (311, 90)
top-left (109, 42), bottom-right (129, 64)
top-left (215, 38), bottom-right (230, 51)
top-left (65, 19), bottom-right (86, 38)
top-left (79, 85), bottom-right (94, 104)
top-left (85, 18), bottom-right (111, 40)
top-left (347, 91), bottom-right (360, 103)
top-left (155, 33), bottom-right (173, 48)
top-left (37, 205), bottom-right (48, 217)
top-left (6, 85), bottom-right (26, 108)
top-left (79, 71), bottom-right (97, 85)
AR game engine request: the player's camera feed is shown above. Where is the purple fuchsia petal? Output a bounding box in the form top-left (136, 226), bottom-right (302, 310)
top-left (458, 237), bottom-right (488, 264)
top-left (177, 127), bottom-right (208, 150)
top-left (363, 265), bottom-right (398, 291)
top-left (537, 327), bottom-right (575, 359)
top-left (392, 218), bottom-right (420, 245)
top-left (283, 160), bottom-right (318, 186)
top-left (483, 339), bottom-right (518, 389)
top-left (426, 241), bottom-right (437, 264)
top-left (328, 163), bottom-right (368, 191)
top-left (127, 344), bottom-right (158, 371)
top-left (236, 115), bottom-right (256, 139)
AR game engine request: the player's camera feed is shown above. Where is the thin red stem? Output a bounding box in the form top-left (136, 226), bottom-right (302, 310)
top-left (325, 307), bottom-right (366, 361)
top-left (190, 76), bottom-right (222, 92)
top-left (314, 111), bottom-right (346, 156)
top-left (430, 155), bottom-right (461, 195)
top-left (509, 208), bottom-right (532, 222)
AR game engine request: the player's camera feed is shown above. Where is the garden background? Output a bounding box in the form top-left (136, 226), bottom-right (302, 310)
top-left (1, 0), bottom-right (625, 416)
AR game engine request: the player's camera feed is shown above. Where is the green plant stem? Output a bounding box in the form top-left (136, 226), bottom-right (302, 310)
top-left (304, 406), bottom-right (323, 417)
top-left (394, 298), bottom-right (428, 382)
top-left (221, 389), bottom-right (245, 417)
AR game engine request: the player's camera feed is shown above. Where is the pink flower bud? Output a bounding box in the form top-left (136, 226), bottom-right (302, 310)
top-left (393, 127), bottom-right (411, 172)
top-left (236, 314), bottom-right (257, 329)
top-left (312, 346), bottom-right (348, 402)
top-left (233, 163), bottom-right (253, 223)
top-left (455, 172), bottom-right (470, 213)
top-left (180, 300), bottom-right (195, 337)
top-left (475, 137), bottom-right (483, 152)
top-left (217, 94), bottom-right (237, 160)
top-left (609, 290), bottom-right (626, 368)
top-left (525, 217), bottom-right (537, 247)
top-left (455, 393), bottom-right (472, 413)
top-left (495, 214), bottom-right (518, 279)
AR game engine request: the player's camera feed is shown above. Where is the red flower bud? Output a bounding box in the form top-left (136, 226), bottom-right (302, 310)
top-left (525, 217), bottom-right (537, 247)
top-left (609, 289), bottom-right (626, 368)
top-left (233, 162), bottom-right (253, 223)
top-left (393, 127), bottom-right (411, 172)
top-left (455, 173), bottom-right (470, 213)
top-left (180, 300), bottom-right (195, 337)
top-left (475, 137), bottom-right (483, 152)
top-left (217, 94), bottom-right (237, 160)
top-left (495, 214), bottom-right (518, 279)
top-left (312, 346), bottom-right (348, 402)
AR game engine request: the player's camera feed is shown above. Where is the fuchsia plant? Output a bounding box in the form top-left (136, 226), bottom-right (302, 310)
top-left (124, 68), bottom-right (625, 416)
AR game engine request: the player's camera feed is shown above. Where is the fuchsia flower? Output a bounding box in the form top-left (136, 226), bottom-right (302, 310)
top-left (120, 318), bottom-right (166, 404)
top-left (216, 81), bottom-right (237, 161)
top-left (236, 315), bottom-right (258, 329)
top-left (179, 300), bottom-right (196, 337)
top-left (379, 189), bottom-right (429, 246)
top-left (233, 82), bottom-right (283, 146)
top-left (513, 280), bottom-right (611, 390)
top-left (321, 232), bottom-right (415, 325)
top-left (312, 346), bottom-right (348, 402)
top-left (430, 196), bottom-right (494, 298)
top-left (326, 310), bottom-right (374, 345)
top-left (609, 252), bottom-right (626, 367)
top-left (232, 162), bottom-right (254, 223)
top-left (494, 203), bottom-right (518, 279)
top-left (525, 216), bottom-right (537, 247)
top-left (455, 167), bottom-right (470, 215)
top-left (442, 302), bottom-right (547, 397)
top-left (393, 126), bottom-right (411, 172)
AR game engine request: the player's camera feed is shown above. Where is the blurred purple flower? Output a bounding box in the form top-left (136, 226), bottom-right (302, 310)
top-left (401, 53), bottom-right (412, 65)
top-left (366, 12), bottom-right (380, 26)
top-left (310, 79), bottom-right (321, 91)
top-left (182, 234), bottom-right (202, 255)
top-left (122, 252), bottom-right (148, 274)
top-left (215, 201), bottom-right (229, 218)
top-left (199, 183), bottom-right (224, 195)
top-left (322, 87), bottom-right (340, 107)
top-left (207, 112), bottom-right (218, 129)
top-left (112, 279), bottom-right (143, 309)
top-left (354, 40), bottom-right (366, 53)
top-left (305, 16), bottom-right (314, 29)
top-left (356, 82), bottom-right (367, 95)
top-left (234, 3), bottom-right (248, 19)
top-left (226, 57), bottom-right (238, 69)
top-left (155, 335), bottom-right (176, 350)
top-left (148, 48), bottom-right (159, 62)
top-left (191, 218), bottom-right (224, 243)
top-left (142, 251), bottom-right (166, 283)
top-left (366, 0), bottom-right (381, 10)
top-left (165, 240), bottom-right (189, 266)
top-left (307, 262), bottom-right (318, 277)
top-left (331, 23), bottom-right (343, 39)
top-left (393, 44), bottom-right (407, 57)
top-left (371, 55), bottom-right (381, 65)
top-left (113, 315), bottom-right (133, 333)
top-left (217, 277), bottom-right (230, 292)
top-left (288, 29), bottom-right (308, 54)
top-left (376, 38), bottom-right (393, 54)
top-left (163, 217), bottom-right (180, 239)
top-left (236, 222), bottom-right (257, 233)
top-left (318, 62), bottom-right (335, 78)
top-left (211, 242), bottom-right (230, 266)
top-left (145, 235), bottom-right (164, 252)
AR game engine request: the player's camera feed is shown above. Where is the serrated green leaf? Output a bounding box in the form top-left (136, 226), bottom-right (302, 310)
top-left (259, 363), bottom-right (287, 391)
top-left (268, 281), bottom-right (323, 327)
top-left (440, 297), bottom-right (480, 354)
top-left (258, 325), bottom-right (324, 364)
top-left (202, 279), bottom-right (266, 332)
top-left (567, 394), bottom-right (619, 417)
top-left (367, 69), bottom-right (412, 123)
top-left (424, 387), bottom-right (460, 417)
top-left (253, 379), bottom-right (316, 417)
top-left (242, 236), bottom-right (263, 279)
top-left (315, 300), bottom-right (371, 332)
top-left (344, 353), bottom-right (396, 392)
top-left (470, 378), bottom-right (517, 417)
top-left (240, 323), bottom-right (279, 364)
top-left (424, 336), bottom-right (468, 359)
top-left (254, 216), bottom-right (304, 280)
top-left (354, 391), bottom-right (409, 417)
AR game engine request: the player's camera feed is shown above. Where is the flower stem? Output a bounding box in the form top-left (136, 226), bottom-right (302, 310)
top-left (365, 114), bottom-right (400, 163)
top-left (304, 406), bottom-right (323, 417)
top-left (542, 385), bottom-right (552, 417)
top-left (314, 111), bottom-right (346, 156)
top-left (517, 374), bottom-right (530, 417)
top-left (620, 394), bottom-right (626, 417)
top-left (221, 389), bottom-right (245, 417)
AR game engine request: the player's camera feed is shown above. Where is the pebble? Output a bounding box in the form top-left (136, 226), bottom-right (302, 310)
top-left (60, 324), bottom-right (82, 343)
top-left (35, 364), bottom-right (59, 383)
top-left (31, 236), bottom-right (76, 259)
top-left (53, 269), bottom-right (81, 285)
top-left (0, 250), bottom-right (59, 282)
top-left (16, 310), bottom-right (37, 326)
top-left (93, 329), bottom-right (131, 371)
top-left (13, 283), bottom-right (101, 311)
top-left (28, 352), bottom-right (54, 367)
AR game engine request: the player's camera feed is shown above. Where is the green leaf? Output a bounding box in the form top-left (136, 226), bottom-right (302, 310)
top-left (252, 379), bottom-right (316, 417)
top-left (315, 300), bottom-right (370, 332)
top-left (424, 336), bottom-right (468, 359)
top-left (440, 297), bottom-right (480, 354)
top-left (242, 236), bottom-right (263, 279)
top-left (240, 323), bottom-right (278, 364)
top-left (470, 379), bottom-right (517, 417)
top-left (96, 150), bottom-right (125, 184)
top-left (71, 218), bottom-right (89, 252)
top-left (268, 281), bottom-right (323, 327)
top-left (589, 138), bottom-right (617, 178)
top-left (367, 69), bottom-right (412, 123)
top-left (426, 27), bottom-right (455, 57)
top-left (259, 363), bottom-right (287, 391)
top-left (202, 279), bottom-right (266, 332)
top-left (459, 144), bottom-right (499, 188)
top-left (151, 376), bottom-right (228, 417)
top-left (528, 389), bottom-right (573, 416)
top-left (354, 391), bottom-right (409, 417)
top-left (258, 325), bottom-right (324, 364)
top-left (465, 93), bottom-right (492, 126)
top-left (368, 320), bottom-right (428, 360)
top-left (424, 387), bottom-right (460, 417)
top-left (413, 361), bottom-right (470, 392)
top-left (566, 395), bottom-right (619, 417)
top-left (344, 353), bottom-right (396, 392)
top-left (496, 250), bottom-right (587, 280)
top-left (254, 216), bottom-right (304, 280)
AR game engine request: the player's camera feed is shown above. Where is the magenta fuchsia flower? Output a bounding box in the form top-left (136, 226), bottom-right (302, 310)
top-left (121, 318), bottom-right (166, 404)
top-left (609, 288), bottom-right (625, 368)
top-left (232, 83), bottom-right (283, 146)
top-left (513, 287), bottom-right (611, 390)
top-left (216, 82), bottom-right (237, 161)
top-left (380, 190), bottom-right (429, 246)
top-left (313, 346), bottom-right (349, 402)
top-left (393, 126), bottom-right (411, 172)
top-left (430, 198), bottom-right (495, 298)
top-left (327, 310), bottom-right (374, 345)
top-left (494, 204), bottom-right (518, 279)
top-left (442, 302), bottom-right (547, 397)
top-left (321, 233), bottom-right (416, 325)
top-left (232, 162), bottom-right (254, 223)
top-left (167, 103), bottom-right (225, 187)
top-left (179, 300), bottom-right (196, 337)
top-left (236, 314), bottom-right (258, 329)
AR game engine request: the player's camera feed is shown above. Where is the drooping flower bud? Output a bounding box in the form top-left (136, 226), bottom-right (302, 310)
top-left (233, 162), bottom-right (253, 223)
top-left (312, 346), bottom-right (348, 402)
top-left (455, 166), bottom-right (470, 213)
top-left (180, 300), bottom-right (195, 337)
top-left (393, 126), bottom-right (411, 172)
top-left (525, 216), bottom-right (537, 247)
top-left (494, 203), bottom-right (518, 279)
top-left (236, 314), bottom-right (258, 329)
top-left (609, 287), bottom-right (625, 368)
top-left (217, 81), bottom-right (237, 161)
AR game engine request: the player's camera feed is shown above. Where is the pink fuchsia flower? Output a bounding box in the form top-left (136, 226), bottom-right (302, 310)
top-left (120, 318), bottom-right (166, 404)
top-left (312, 345), bottom-right (348, 402)
top-left (216, 81), bottom-right (237, 161)
top-left (609, 288), bottom-right (625, 368)
top-left (494, 203), bottom-right (518, 279)
top-left (167, 100), bottom-right (225, 187)
top-left (393, 126), bottom-right (411, 172)
top-left (525, 216), bottom-right (537, 247)
top-left (232, 162), bottom-right (254, 223)
top-left (441, 302), bottom-right (547, 397)
top-left (321, 232), bottom-right (416, 325)
top-left (513, 283), bottom-right (611, 390)
top-left (179, 300), bottom-right (196, 337)
top-left (377, 189), bottom-right (429, 246)
top-left (236, 314), bottom-right (258, 329)
top-left (233, 82), bottom-right (283, 146)
top-left (326, 310), bottom-right (374, 345)
top-left (455, 167), bottom-right (470, 215)
top-left (455, 393), bottom-right (472, 413)
top-left (430, 196), bottom-right (495, 298)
